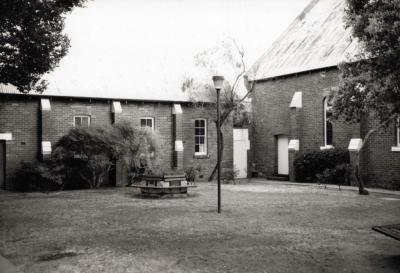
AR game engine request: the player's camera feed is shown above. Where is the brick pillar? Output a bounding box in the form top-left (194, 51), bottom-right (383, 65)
top-left (111, 101), bottom-right (126, 186)
top-left (173, 104), bottom-right (184, 171)
top-left (40, 98), bottom-right (52, 160)
top-left (288, 92), bottom-right (302, 182)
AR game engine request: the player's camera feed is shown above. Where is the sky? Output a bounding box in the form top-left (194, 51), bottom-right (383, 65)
top-left (44, 0), bottom-right (311, 99)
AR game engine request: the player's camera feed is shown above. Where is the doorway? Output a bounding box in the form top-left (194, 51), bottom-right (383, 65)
top-left (277, 135), bottom-right (289, 175)
top-left (233, 129), bottom-right (250, 178)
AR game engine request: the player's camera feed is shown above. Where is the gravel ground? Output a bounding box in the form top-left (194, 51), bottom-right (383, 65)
top-left (0, 181), bottom-right (399, 273)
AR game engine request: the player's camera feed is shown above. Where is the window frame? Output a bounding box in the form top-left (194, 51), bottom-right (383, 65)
top-left (323, 97), bottom-right (333, 147)
top-left (73, 115), bottom-right (91, 128)
top-left (194, 118), bottom-right (207, 156)
top-left (396, 118), bottom-right (400, 147)
top-left (140, 117), bottom-right (155, 130)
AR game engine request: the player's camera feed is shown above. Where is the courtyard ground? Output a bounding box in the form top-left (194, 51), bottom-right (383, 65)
top-left (0, 180), bottom-right (399, 273)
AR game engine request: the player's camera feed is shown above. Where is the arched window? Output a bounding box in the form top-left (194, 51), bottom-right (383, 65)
top-left (323, 98), bottom-right (333, 146)
top-left (396, 118), bottom-right (400, 147)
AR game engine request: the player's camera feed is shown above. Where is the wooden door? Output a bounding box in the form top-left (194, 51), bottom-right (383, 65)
top-left (233, 129), bottom-right (250, 178)
top-left (277, 136), bottom-right (289, 175)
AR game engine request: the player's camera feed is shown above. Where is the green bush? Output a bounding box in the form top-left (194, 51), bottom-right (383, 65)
top-left (294, 149), bottom-right (350, 183)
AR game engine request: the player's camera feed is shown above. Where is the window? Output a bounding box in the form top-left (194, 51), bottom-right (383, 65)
top-left (74, 116), bottom-right (90, 128)
top-left (323, 98), bottom-right (333, 146)
top-left (396, 118), bottom-right (400, 147)
top-left (392, 118), bottom-right (400, 152)
top-left (140, 117), bottom-right (154, 130)
top-left (195, 119), bottom-right (207, 155)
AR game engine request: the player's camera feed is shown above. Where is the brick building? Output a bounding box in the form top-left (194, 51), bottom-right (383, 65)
top-left (0, 85), bottom-right (233, 189)
top-left (248, 0), bottom-right (400, 189)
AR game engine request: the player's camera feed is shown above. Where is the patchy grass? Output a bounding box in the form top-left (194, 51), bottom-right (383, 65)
top-left (0, 181), bottom-right (399, 273)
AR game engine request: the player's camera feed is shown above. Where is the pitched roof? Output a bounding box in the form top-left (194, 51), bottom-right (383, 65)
top-left (249, 0), bottom-right (358, 81)
top-left (0, 83), bottom-right (190, 102)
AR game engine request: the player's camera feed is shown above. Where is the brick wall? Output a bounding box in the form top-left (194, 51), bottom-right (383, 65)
top-left (182, 104), bottom-right (233, 181)
top-left (0, 95), bottom-right (233, 188)
top-left (45, 100), bottom-right (113, 145)
top-left (113, 101), bottom-right (174, 171)
top-left (360, 115), bottom-right (400, 190)
top-left (0, 97), bottom-right (40, 188)
top-left (250, 69), bottom-right (399, 189)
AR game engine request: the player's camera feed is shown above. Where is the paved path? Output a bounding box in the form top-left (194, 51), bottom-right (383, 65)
top-left (241, 178), bottom-right (400, 196)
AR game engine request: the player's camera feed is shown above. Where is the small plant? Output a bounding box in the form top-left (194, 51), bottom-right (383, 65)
top-left (221, 168), bottom-right (239, 184)
top-left (185, 167), bottom-right (197, 182)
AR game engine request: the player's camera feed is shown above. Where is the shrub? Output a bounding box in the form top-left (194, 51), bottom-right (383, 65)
top-left (113, 121), bottom-right (164, 178)
top-left (221, 168), bottom-right (239, 183)
top-left (294, 149), bottom-right (350, 183)
top-left (52, 127), bottom-right (115, 189)
top-left (185, 167), bottom-right (197, 182)
top-left (52, 122), bottom-right (164, 189)
top-left (11, 161), bottom-right (62, 192)
top-left (315, 163), bottom-right (351, 185)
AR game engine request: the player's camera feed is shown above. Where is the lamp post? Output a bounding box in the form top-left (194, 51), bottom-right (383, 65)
top-left (212, 75), bottom-right (224, 213)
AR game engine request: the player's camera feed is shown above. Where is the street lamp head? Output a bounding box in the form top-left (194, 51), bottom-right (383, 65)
top-left (212, 75), bottom-right (224, 91)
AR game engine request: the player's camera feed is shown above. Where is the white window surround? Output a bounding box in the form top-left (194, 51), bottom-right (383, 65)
top-left (140, 117), bottom-right (155, 130)
top-left (73, 116), bottom-right (91, 128)
top-left (323, 97), bottom-right (333, 147)
top-left (194, 119), bottom-right (207, 155)
top-left (320, 145), bottom-right (334, 150)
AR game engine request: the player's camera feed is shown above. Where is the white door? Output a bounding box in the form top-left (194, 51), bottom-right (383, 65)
top-left (277, 136), bottom-right (289, 175)
top-left (233, 129), bottom-right (250, 178)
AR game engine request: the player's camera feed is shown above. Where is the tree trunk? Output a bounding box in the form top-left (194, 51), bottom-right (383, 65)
top-left (352, 115), bottom-right (396, 195)
top-left (354, 152), bottom-right (369, 195)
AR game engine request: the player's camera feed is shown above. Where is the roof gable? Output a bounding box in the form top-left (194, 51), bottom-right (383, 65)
top-left (250, 0), bottom-right (358, 81)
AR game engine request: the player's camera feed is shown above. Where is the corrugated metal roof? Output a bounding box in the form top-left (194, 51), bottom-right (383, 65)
top-left (249, 0), bottom-right (358, 81)
top-left (0, 83), bottom-right (191, 102)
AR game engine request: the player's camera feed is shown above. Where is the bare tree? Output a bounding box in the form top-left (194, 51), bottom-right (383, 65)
top-left (181, 38), bottom-right (258, 181)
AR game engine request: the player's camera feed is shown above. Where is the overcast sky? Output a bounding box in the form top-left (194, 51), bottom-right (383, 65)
top-left (44, 0), bottom-right (310, 98)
